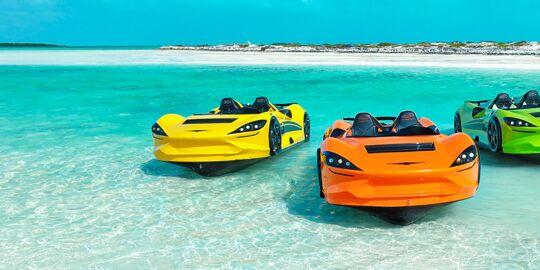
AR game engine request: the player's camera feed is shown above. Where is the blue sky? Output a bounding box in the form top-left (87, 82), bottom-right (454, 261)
top-left (1, 0), bottom-right (539, 46)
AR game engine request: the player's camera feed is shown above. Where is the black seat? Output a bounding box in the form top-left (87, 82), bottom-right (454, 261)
top-left (391, 111), bottom-right (421, 133)
top-left (252, 97), bottom-right (271, 113)
top-left (515, 90), bottom-right (540, 108)
top-left (351, 113), bottom-right (381, 137)
top-left (219, 98), bottom-right (240, 114)
top-left (489, 93), bottom-right (513, 110)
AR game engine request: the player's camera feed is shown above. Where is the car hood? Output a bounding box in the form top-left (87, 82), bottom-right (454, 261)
top-left (497, 108), bottom-right (540, 126)
top-left (164, 114), bottom-right (267, 137)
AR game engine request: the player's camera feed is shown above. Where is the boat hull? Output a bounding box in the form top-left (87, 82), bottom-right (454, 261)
top-left (171, 158), bottom-right (263, 176)
top-left (356, 203), bottom-right (450, 225)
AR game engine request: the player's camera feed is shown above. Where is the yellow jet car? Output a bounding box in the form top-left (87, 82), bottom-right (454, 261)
top-left (152, 97), bottom-right (310, 176)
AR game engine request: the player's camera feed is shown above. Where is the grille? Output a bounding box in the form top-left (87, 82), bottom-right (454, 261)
top-left (365, 143), bottom-right (435, 153)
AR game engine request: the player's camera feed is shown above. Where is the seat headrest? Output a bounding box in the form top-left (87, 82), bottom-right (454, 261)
top-left (253, 96), bottom-right (271, 112)
top-left (219, 98), bottom-right (240, 114)
top-left (490, 93), bottom-right (513, 110)
top-left (392, 111), bottom-right (420, 133)
top-left (351, 113), bottom-right (381, 137)
top-left (517, 90), bottom-right (540, 108)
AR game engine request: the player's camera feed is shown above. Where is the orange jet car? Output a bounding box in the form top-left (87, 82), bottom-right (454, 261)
top-left (317, 111), bottom-right (480, 225)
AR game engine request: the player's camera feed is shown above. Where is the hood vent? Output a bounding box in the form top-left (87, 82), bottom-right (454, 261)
top-left (183, 118), bottom-right (237, 124)
top-left (365, 143), bottom-right (435, 153)
top-left (388, 161), bottom-right (425, 165)
top-left (530, 112), bottom-right (540, 117)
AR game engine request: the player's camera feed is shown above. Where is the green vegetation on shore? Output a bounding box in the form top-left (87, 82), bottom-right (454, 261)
top-left (161, 41), bottom-right (540, 55)
top-left (172, 41), bottom-right (536, 49)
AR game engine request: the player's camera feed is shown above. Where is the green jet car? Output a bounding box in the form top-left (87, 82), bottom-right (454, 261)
top-left (454, 90), bottom-right (540, 154)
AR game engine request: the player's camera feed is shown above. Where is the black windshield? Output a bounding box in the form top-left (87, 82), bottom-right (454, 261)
top-left (215, 106), bottom-right (260, 114)
top-left (395, 125), bottom-right (440, 136)
top-left (349, 125), bottom-right (439, 137)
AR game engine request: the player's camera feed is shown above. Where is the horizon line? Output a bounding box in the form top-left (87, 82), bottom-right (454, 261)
top-left (2, 40), bottom-right (540, 48)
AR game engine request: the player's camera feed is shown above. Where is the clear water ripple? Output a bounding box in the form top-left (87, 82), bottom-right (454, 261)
top-left (1, 64), bottom-right (540, 269)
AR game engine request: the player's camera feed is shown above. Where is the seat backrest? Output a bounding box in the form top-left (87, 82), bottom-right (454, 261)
top-left (516, 90), bottom-right (540, 108)
top-left (351, 113), bottom-right (381, 137)
top-left (252, 96), bottom-right (271, 113)
top-left (391, 111), bottom-right (420, 133)
top-left (219, 98), bottom-right (240, 114)
top-left (489, 93), bottom-right (513, 110)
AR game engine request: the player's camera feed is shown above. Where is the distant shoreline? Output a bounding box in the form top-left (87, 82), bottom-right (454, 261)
top-left (0, 43), bottom-right (62, 47)
top-left (161, 42), bottom-right (540, 56)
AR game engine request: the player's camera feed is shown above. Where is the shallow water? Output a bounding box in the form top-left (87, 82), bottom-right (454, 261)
top-left (1, 62), bottom-right (540, 269)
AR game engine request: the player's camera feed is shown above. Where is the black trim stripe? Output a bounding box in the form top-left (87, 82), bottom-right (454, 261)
top-left (281, 121), bottom-right (302, 134)
top-left (183, 118), bottom-right (237, 124)
top-left (365, 143), bottom-right (435, 153)
top-left (387, 161), bottom-right (425, 165)
top-left (328, 168), bottom-right (354, 176)
top-left (236, 131), bottom-right (260, 138)
top-left (282, 121), bottom-right (302, 128)
top-left (511, 129), bottom-right (536, 133)
top-left (457, 161), bottom-right (477, 172)
top-left (283, 125), bottom-right (302, 133)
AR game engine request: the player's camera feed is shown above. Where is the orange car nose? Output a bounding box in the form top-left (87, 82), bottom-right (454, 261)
top-left (322, 160), bottom-right (479, 207)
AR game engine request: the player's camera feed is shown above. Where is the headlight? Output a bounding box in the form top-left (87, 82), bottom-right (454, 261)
top-left (152, 123), bottom-right (167, 136)
top-left (322, 151), bottom-right (361, 170)
top-left (503, 117), bottom-right (536, 127)
top-left (230, 120), bottom-right (267, 134)
top-left (451, 145), bottom-right (477, 167)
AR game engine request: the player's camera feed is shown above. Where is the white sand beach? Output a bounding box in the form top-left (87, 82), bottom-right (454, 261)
top-left (2, 49), bottom-right (540, 69)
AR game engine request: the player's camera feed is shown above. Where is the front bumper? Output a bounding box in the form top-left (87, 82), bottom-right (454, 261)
top-left (152, 131), bottom-right (269, 162)
top-left (321, 161), bottom-right (479, 207)
top-left (501, 126), bottom-right (540, 154)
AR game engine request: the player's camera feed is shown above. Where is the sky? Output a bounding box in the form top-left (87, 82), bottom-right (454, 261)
top-left (1, 0), bottom-right (539, 46)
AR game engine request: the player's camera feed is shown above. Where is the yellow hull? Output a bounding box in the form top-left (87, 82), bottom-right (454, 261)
top-left (151, 101), bottom-right (309, 175)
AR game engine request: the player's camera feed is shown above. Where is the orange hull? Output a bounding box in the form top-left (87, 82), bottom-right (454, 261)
top-left (318, 111), bottom-right (480, 223)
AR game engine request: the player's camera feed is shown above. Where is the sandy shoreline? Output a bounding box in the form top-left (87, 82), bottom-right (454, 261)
top-left (1, 49), bottom-right (540, 69)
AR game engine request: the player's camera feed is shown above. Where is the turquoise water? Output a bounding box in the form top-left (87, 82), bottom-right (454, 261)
top-left (1, 62), bottom-right (540, 269)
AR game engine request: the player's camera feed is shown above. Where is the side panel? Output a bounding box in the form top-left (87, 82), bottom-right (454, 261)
top-left (275, 104), bottom-right (306, 149)
top-left (459, 103), bottom-right (489, 144)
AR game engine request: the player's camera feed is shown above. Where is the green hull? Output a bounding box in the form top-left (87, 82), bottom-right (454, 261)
top-left (456, 102), bottom-right (540, 154)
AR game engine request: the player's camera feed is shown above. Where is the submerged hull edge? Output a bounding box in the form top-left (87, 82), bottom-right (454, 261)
top-left (171, 158), bottom-right (264, 176)
top-left (356, 203), bottom-right (450, 225)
